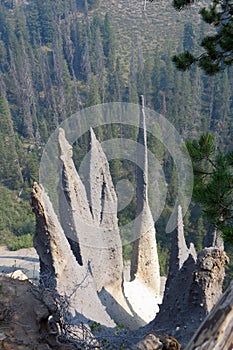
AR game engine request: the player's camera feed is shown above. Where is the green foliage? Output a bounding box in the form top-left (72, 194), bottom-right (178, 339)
top-left (172, 51), bottom-right (196, 71)
top-left (6, 233), bottom-right (33, 251)
top-left (0, 0), bottom-right (232, 281)
top-left (0, 184), bottom-right (35, 246)
top-left (173, 0), bottom-right (195, 10)
top-left (157, 244), bottom-right (169, 276)
top-left (122, 243), bottom-right (132, 261)
top-left (186, 133), bottom-right (233, 242)
top-left (172, 0), bottom-right (233, 74)
top-left (90, 322), bottom-right (102, 333)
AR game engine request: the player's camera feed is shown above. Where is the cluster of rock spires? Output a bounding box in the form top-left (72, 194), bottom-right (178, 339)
top-left (31, 96), bottom-right (229, 348)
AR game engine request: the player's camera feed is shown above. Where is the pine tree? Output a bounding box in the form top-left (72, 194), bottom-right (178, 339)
top-left (37, 0), bottom-right (55, 45)
top-left (186, 133), bottom-right (233, 242)
top-left (0, 93), bottom-right (23, 189)
top-left (172, 0), bottom-right (233, 74)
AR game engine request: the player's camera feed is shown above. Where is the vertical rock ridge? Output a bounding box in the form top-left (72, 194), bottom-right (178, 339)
top-left (166, 205), bottom-right (190, 290)
top-left (86, 127), bottom-right (119, 229)
top-left (31, 182), bottom-right (115, 327)
top-left (58, 128), bottom-right (92, 265)
top-left (130, 95), bottom-right (160, 296)
top-left (58, 128), bottom-right (124, 294)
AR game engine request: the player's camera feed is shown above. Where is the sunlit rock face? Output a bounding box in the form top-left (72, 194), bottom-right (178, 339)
top-left (31, 99), bottom-right (228, 338)
top-left (32, 108), bottom-right (163, 330)
top-left (130, 95), bottom-right (160, 297)
top-left (31, 182), bottom-right (115, 328)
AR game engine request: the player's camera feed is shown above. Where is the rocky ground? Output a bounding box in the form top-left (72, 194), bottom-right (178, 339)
top-left (0, 275), bottom-right (58, 350)
top-left (0, 246), bottom-right (174, 350)
top-left (0, 246), bottom-right (39, 283)
top-left (0, 274), bottom-right (179, 350)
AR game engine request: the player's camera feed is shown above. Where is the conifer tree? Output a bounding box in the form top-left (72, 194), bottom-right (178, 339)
top-left (0, 93), bottom-right (23, 189)
top-left (186, 133), bottom-right (233, 242)
top-left (171, 0), bottom-right (233, 74)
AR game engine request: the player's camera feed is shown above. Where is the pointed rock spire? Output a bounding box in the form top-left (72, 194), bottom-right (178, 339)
top-left (57, 128), bottom-right (123, 293)
top-left (57, 128), bottom-right (133, 325)
top-left (58, 128), bottom-right (92, 265)
top-left (85, 127), bottom-right (118, 230)
top-left (166, 205), bottom-right (197, 290)
top-left (130, 95), bottom-right (160, 296)
top-left (31, 182), bottom-right (115, 327)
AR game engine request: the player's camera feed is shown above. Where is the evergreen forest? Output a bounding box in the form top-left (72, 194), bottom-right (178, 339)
top-left (0, 0), bottom-right (232, 281)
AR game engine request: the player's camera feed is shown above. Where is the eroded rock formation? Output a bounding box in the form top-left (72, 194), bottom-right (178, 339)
top-left (130, 95), bottom-right (160, 296)
top-left (166, 205), bottom-right (196, 289)
top-left (30, 96), bottom-right (229, 347)
top-left (185, 279), bottom-right (233, 350)
top-left (127, 333), bottom-right (181, 350)
top-left (151, 206), bottom-right (229, 346)
top-left (57, 127), bottom-right (135, 328)
top-left (31, 182), bottom-right (115, 327)
top-left (58, 128), bottom-right (123, 294)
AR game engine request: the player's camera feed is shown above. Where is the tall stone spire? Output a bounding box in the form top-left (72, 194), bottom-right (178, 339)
top-left (31, 182), bottom-right (115, 327)
top-left (130, 95), bottom-right (160, 296)
top-left (58, 128), bottom-right (93, 266)
top-left (58, 128), bottom-right (123, 293)
top-left (85, 127), bottom-right (119, 231)
top-left (57, 128), bottom-right (134, 326)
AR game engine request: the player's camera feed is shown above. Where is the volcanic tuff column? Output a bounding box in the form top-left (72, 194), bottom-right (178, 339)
top-left (152, 205), bottom-right (229, 346)
top-left (58, 127), bottom-right (134, 326)
top-left (130, 95), bottom-right (160, 296)
top-left (58, 128), bottom-right (123, 293)
top-left (31, 182), bottom-right (115, 327)
top-left (166, 205), bottom-right (197, 289)
top-left (58, 128), bottom-right (93, 266)
top-left (85, 127), bottom-right (119, 231)
top-left (185, 280), bottom-right (233, 350)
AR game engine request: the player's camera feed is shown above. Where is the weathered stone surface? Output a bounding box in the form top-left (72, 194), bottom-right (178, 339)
top-left (185, 280), bottom-right (233, 350)
top-left (203, 228), bottom-right (224, 249)
top-left (6, 270), bottom-right (28, 281)
top-left (57, 128), bottom-right (133, 325)
top-left (85, 127), bottom-right (119, 230)
top-left (191, 247), bottom-right (229, 313)
top-left (58, 128), bottom-right (123, 293)
top-left (58, 128), bottom-right (93, 262)
top-left (151, 232), bottom-right (229, 347)
top-left (0, 276), bottom-right (50, 350)
top-left (31, 182), bottom-right (115, 327)
top-left (130, 95), bottom-right (160, 296)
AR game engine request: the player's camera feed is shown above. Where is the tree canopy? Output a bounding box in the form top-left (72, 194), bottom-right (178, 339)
top-left (171, 0), bottom-right (233, 74)
top-left (186, 134), bottom-right (233, 243)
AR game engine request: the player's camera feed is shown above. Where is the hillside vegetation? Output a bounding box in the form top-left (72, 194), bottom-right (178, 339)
top-left (0, 0), bottom-right (232, 272)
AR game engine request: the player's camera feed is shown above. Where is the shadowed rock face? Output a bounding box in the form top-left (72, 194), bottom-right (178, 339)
top-left (185, 280), bottom-right (233, 350)
top-left (166, 205), bottom-right (196, 290)
top-left (191, 247), bottom-right (229, 313)
top-left (31, 182), bottom-right (115, 327)
top-left (130, 95), bottom-right (160, 296)
top-left (151, 206), bottom-right (229, 346)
